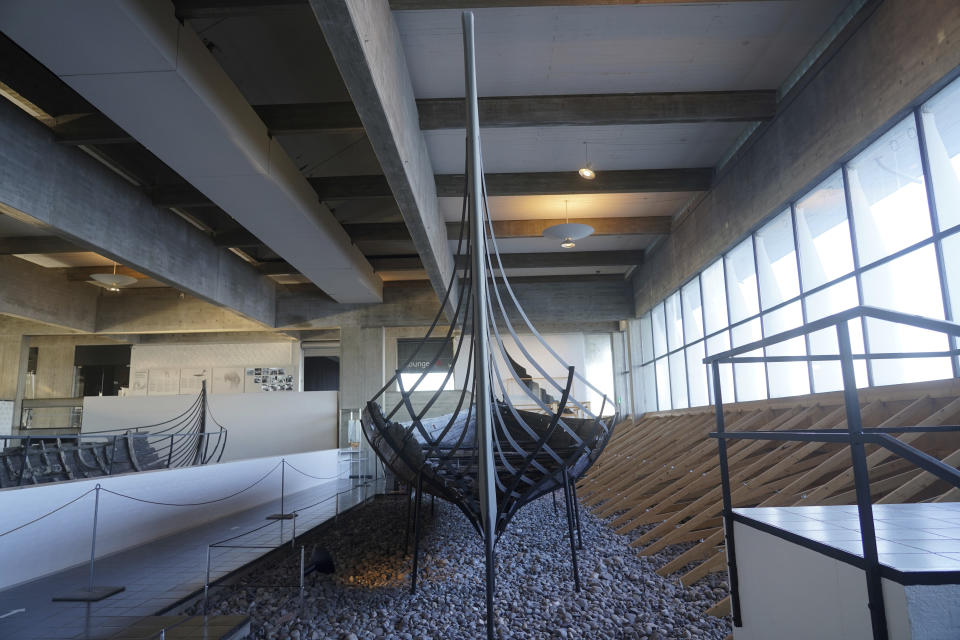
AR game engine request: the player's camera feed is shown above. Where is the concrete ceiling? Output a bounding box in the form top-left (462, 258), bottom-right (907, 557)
top-left (0, 0), bottom-right (856, 307)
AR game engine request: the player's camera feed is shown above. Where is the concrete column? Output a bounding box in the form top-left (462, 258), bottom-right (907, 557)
top-left (339, 326), bottom-right (385, 442)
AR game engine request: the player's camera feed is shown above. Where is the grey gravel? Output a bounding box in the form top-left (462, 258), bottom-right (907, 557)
top-left (192, 493), bottom-right (731, 640)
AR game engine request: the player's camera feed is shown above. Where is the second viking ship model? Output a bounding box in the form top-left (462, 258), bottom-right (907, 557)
top-left (361, 12), bottom-right (616, 640)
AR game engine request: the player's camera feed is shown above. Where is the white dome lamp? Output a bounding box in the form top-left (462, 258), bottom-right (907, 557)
top-left (542, 201), bottom-right (593, 249)
top-left (90, 261), bottom-right (137, 292)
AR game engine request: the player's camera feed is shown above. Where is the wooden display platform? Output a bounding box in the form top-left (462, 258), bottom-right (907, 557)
top-left (578, 378), bottom-right (960, 618)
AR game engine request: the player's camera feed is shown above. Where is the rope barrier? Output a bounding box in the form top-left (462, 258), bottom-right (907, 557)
top-left (100, 461), bottom-right (281, 507)
top-left (0, 488), bottom-right (95, 538)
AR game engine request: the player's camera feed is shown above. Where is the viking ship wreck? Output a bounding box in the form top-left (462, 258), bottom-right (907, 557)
top-left (361, 12), bottom-right (616, 639)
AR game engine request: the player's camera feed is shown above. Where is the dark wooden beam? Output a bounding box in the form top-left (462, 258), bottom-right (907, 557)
top-left (308, 175), bottom-right (394, 199)
top-left (55, 91), bottom-right (774, 145)
top-left (0, 236), bottom-right (83, 254)
top-left (256, 261), bottom-right (299, 276)
top-left (174, 0), bottom-right (305, 19)
top-left (419, 91), bottom-right (775, 129)
top-left (448, 216), bottom-right (672, 238)
top-left (454, 250), bottom-right (643, 269)
top-left (436, 169), bottom-right (712, 196)
top-left (150, 184), bottom-right (218, 208)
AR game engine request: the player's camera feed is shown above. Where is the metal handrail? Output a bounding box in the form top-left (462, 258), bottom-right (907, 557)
top-left (704, 304), bottom-right (960, 364)
top-left (706, 305), bottom-right (960, 640)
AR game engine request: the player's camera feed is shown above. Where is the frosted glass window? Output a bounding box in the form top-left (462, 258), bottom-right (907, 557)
top-left (686, 342), bottom-right (709, 407)
top-left (701, 259), bottom-right (729, 335)
top-left (652, 303), bottom-right (667, 358)
top-left (725, 238), bottom-right (760, 324)
top-left (762, 302), bottom-right (810, 398)
top-left (640, 314), bottom-right (654, 364)
top-left (804, 278), bottom-right (868, 391)
top-left (655, 358), bottom-right (671, 411)
top-left (943, 232), bottom-right (960, 322)
top-left (921, 79), bottom-right (960, 231)
top-left (796, 171), bottom-right (854, 291)
top-left (682, 277), bottom-right (704, 343)
top-left (666, 291), bottom-right (684, 352)
top-left (861, 246), bottom-right (952, 385)
top-left (706, 332), bottom-right (735, 404)
top-left (641, 363), bottom-right (658, 413)
top-left (731, 319), bottom-right (766, 401)
top-left (755, 209), bottom-right (800, 309)
top-left (669, 351), bottom-right (689, 409)
top-left (847, 116), bottom-right (932, 266)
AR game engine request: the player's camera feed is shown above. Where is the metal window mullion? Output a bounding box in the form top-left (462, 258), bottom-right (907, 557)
top-left (721, 257), bottom-right (739, 403)
top-left (914, 106), bottom-right (960, 379)
top-left (841, 165), bottom-right (875, 388)
top-left (751, 233), bottom-right (771, 400)
top-left (791, 203), bottom-right (817, 393)
top-left (699, 274), bottom-right (714, 405)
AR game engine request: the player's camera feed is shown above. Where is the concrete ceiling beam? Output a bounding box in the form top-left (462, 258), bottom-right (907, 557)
top-left (0, 0), bottom-right (382, 304)
top-left (309, 0), bottom-right (457, 313)
top-left (0, 98), bottom-right (277, 326)
top-left (55, 90), bottom-right (775, 144)
top-left (0, 236), bottom-right (84, 255)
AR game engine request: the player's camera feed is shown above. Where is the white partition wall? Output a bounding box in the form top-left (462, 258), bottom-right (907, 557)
top-left (82, 391), bottom-right (338, 461)
top-left (0, 448), bottom-right (339, 590)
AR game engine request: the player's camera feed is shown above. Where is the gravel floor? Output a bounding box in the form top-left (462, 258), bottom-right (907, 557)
top-left (194, 492), bottom-right (732, 640)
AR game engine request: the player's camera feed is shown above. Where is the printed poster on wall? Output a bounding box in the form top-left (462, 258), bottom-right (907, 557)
top-left (179, 368), bottom-right (211, 395)
top-left (130, 370), bottom-right (148, 396)
top-left (213, 367), bottom-right (245, 394)
top-left (147, 368), bottom-right (180, 396)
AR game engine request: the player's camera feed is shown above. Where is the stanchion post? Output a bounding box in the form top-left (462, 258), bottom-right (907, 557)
top-left (204, 546), bottom-right (211, 615)
top-left (88, 484), bottom-right (101, 589)
top-left (280, 459), bottom-right (286, 543)
top-left (299, 545), bottom-right (305, 601)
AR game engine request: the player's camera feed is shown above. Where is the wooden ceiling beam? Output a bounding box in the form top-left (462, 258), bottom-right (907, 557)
top-left (437, 168), bottom-right (713, 196)
top-left (62, 265), bottom-right (147, 281)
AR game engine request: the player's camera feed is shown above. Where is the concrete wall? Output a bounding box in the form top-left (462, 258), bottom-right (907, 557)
top-left (0, 448), bottom-right (339, 590)
top-left (82, 391), bottom-right (338, 461)
top-left (633, 0), bottom-right (960, 316)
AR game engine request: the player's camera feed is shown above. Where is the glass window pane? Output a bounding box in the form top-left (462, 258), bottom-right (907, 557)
top-left (682, 277), bottom-right (704, 343)
top-left (641, 363), bottom-right (657, 414)
top-left (731, 319), bottom-right (766, 401)
top-left (756, 209), bottom-right (800, 309)
top-left (762, 302), bottom-right (810, 398)
top-left (706, 331), bottom-right (735, 404)
top-left (652, 303), bottom-right (667, 358)
top-left (796, 171), bottom-right (854, 291)
top-left (666, 291), bottom-right (684, 352)
top-left (702, 259), bottom-right (729, 335)
top-left (847, 116), bottom-right (932, 266)
top-left (803, 278), bottom-right (868, 391)
top-left (655, 357), bottom-right (671, 411)
top-left (861, 246), bottom-right (951, 385)
top-left (725, 238), bottom-right (760, 324)
top-left (686, 342), bottom-right (709, 407)
top-left (921, 79), bottom-right (960, 232)
top-left (669, 351), bottom-right (688, 409)
top-left (943, 231), bottom-right (960, 322)
top-left (640, 314), bottom-right (654, 364)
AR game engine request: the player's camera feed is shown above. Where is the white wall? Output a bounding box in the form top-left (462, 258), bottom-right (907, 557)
top-left (82, 391), bottom-right (338, 460)
top-left (0, 448), bottom-right (338, 590)
top-left (734, 521), bottom-right (913, 640)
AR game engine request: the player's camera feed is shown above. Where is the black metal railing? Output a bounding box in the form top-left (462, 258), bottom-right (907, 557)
top-left (705, 305), bottom-right (960, 640)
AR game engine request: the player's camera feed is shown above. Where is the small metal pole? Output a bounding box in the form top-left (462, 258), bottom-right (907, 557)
top-left (167, 434), bottom-right (174, 468)
top-left (292, 509), bottom-right (297, 549)
top-left (160, 629), bottom-right (165, 640)
top-left (204, 546), bottom-right (211, 614)
top-left (88, 484), bottom-right (101, 590)
top-left (299, 545), bottom-right (305, 601)
top-left (280, 459), bottom-right (286, 543)
top-left (713, 360), bottom-right (742, 627)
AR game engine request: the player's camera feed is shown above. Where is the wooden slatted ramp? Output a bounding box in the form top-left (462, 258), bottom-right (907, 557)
top-left (579, 379), bottom-right (960, 618)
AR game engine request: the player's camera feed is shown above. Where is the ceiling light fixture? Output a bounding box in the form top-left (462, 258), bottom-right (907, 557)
top-left (90, 261), bottom-right (137, 292)
top-left (542, 200), bottom-right (594, 249)
top-left (578, 142), bottom-right (596, 180)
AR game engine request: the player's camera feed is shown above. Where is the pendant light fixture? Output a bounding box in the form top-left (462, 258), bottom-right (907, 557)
top-left (542, 200), bottom-right (594, 249)
top-left (578, 142), bottom-right (596, 180)
top-left (90, 261), bottom-right (137, 292)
